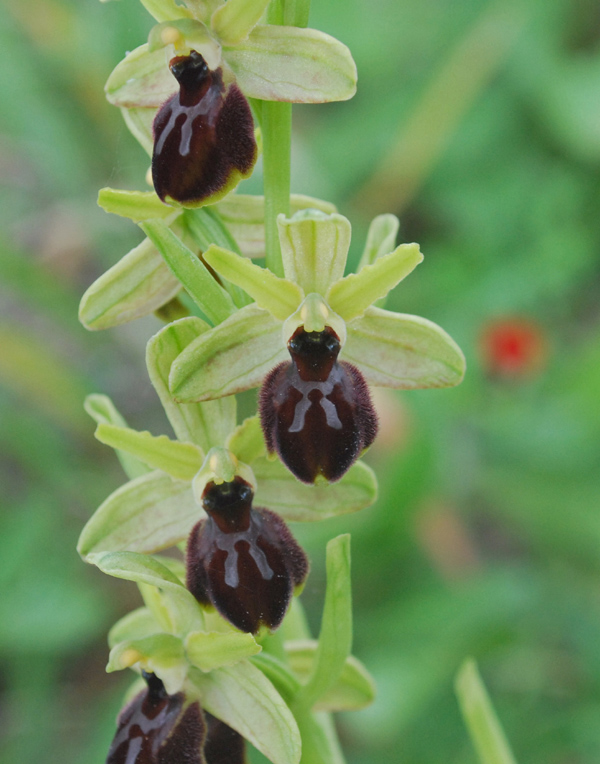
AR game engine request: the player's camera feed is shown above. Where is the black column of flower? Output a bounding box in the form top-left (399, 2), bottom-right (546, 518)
top-left (259, 326), bottom-right (378, 483)
top-left (186, 476), bottom-right (308, 633)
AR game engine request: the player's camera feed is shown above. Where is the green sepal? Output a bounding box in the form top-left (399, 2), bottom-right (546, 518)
top-left (253, 458), bottom-right (377, 522)
top-left (278, 211), bottom-right (351, 296)
top-left (286, 640), bottom-right (375, 712)
top-left (204, 245), bottom-right (303, 320)
top-left (140, 220), bottom-right (236, 325)
top-left (169, 303), bottom-right (286, 402)
top-left (79, 236), bottom-right (180, 330)
top-left (147, 318), bottom-right (237, 451)
top-left (87, 551), bottom-right (204, 636)
top-left (108, 607), bottom-right (161, 649)
top-left (224, 26), bottom-right (357, 103)
top-left (185, 630), bottom-right (262, 672)
top-left (211, 0), bottom-right (270, 44)
top-left (121, 106), bottom-right (156, 155)
top-left (296, 535), bottom-right (352, 710)
top-left (214, 193), bottom-right (337, 259)
top-left (107, 633), bottom-right (187, 695)
top-left (94, 423), bottom-right (205, 481)
top-left (140, 0), bottom-right (192, 23)
top-left (327, 243), bottom-right (423, 321)
top-left (77, 471), bottom-right (197, 558)
top-left (343, 306), bottom-right (466, 389)
top-left (358, 214), bottom-right (400, 271)
top-left (226, 415), bottom-right (266, 464)
top-left (106, 44), bottom-right (176, 108)
top-left (84, 394), bottom-right (150, 479)
top-left (188, 662), bottom-right (301, 764)
top-left (98, 188), bottom-right (175, 222)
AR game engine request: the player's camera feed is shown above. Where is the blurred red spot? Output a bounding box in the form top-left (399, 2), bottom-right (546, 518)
top-left (479, 317), bottom-right (547, 378)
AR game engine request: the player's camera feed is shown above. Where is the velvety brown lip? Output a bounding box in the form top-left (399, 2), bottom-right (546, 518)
top-left (186, 477), bottom-right (308, 634)
top-left (259, 326), bottom-right (379, 483)
top-left (152, 50), bottom-right (256, 206)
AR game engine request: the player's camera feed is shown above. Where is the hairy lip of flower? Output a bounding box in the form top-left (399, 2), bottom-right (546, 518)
top-left (259, 326), bottom-right (378, 483)
top-left (186, 477), bottom-right (308, 633)
top-left (151, 51), bottom-right (257, 207)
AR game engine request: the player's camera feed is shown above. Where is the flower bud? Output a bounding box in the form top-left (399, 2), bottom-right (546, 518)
top-left (106, 672), bottom-right (205, 764)
top-left (259, 326), bottom-right (378, 483)
top-left (152, 51), bottom-right (257, 207)
top-left (186, 476), bottom-right (308, 633)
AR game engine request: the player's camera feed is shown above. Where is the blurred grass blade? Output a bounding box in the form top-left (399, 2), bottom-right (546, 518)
top-left (352, 1), bottom-right (532, 214)
top-left (455, 659), bottom-right (518, 764)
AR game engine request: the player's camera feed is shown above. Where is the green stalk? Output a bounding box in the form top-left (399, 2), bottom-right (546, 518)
top-left (260, 0), bottom-right (304, 277)
top-left (261, 100), bottom-right (292, 277)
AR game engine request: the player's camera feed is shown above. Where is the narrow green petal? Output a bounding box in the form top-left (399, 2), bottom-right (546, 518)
top-left (186, 630), bottom-right (261, 672)
top-left (98, 188), bottom-right (174, 222)
top-left (108, 607), bottom-right (161, 649)
top-left (211, 0), bottom-right (270, 44)
top-left (357, 213), bottom-right (400, 271)
top-left (106, 44), bottom-right (176, 109)
top-left (79, 237), bottom-right (181, 330)
top-left (87, 551), bottom-right (203, 636)
top-left (169, 304), bottom-right (285, 402)
top-left (95, 423), bottom-right (204, 481)
top-left (327, 243), bottom-right (423, 321)
top-left (189, 662), bottom-right (301, 764)
top-left (253, 458), bottom-right (377, 522)
top-left (84, 394), bottom-right (150, 479)
top-left (286, 641), bottom-right (375, 712)
top-left (204, 245), bottom-right (303, 320)
top-left (147, 317), bottom-right (237, 450)
top-left (107, 633), bottom-right (187, 694)
top-left (77, 471), bottom-right (199, 558)
top-left (226, 415), bottom-right (266, 464)
top-left (224, 26), bottom-right (357, 103)
top-left (215, 194), bottom-right (337, 259)
top-left (343, 306), bottom-right (466, 389)
top-left (140, 0), bottom-right (193, 23)
top-left (140, 220), bottom-right (236, 325)
top-left (278, 210), bottom-right (351, 295)
top-left (296, 535), bottom-right (352, 710)
top-left (455, 659), bottom-right (518, 764)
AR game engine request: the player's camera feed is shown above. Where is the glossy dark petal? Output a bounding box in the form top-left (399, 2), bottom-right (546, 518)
top-left (204, 712), bottom-right (247, 764)
top-left (106, 673), bottom-right (206, 764)
top-left (186, 479), bottom-right (308, 633)
top-left (259, 327), bottom-right (378, 483)
top-left (152, 51), bottom-right (256, 206)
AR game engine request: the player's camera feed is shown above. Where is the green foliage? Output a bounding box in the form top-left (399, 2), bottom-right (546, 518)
top-left (3, 0), bottom-right (600, 763)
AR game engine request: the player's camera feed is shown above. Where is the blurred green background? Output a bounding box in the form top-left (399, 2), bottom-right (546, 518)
top-left (2, 0), bottom-right (600, 762)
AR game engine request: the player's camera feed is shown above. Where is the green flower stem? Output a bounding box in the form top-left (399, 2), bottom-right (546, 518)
top-left (261, 99), bottom-right (292, 277)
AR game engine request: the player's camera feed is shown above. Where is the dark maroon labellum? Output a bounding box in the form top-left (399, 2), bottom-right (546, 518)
top-left (186, 476), bottom-right (308, 633)
top-left (259, 326), bottom-right (378, 483)
top-left (106, 673), bottom-right (247, 764)
top-left (152, 50), bottom-right (257, 206)
top-left (106, 672), bottom-right (205, 764)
